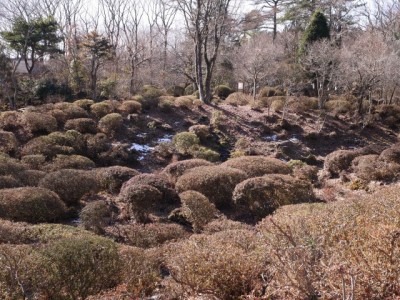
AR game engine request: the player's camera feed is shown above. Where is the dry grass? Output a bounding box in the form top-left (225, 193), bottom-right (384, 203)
top-left (175, 166), bottom-right (247, 209)
top-left (222, 156), bottom-right (291, 178)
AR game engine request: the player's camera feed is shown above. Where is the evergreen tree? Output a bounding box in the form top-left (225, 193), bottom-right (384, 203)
top-left (1, 16), bottom-right (63, 74)
top-left (298, 10), bottom-right (330, 57)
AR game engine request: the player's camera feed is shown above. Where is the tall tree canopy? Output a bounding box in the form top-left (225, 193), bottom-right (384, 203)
top-left (298, 10), bottom-right (330, 56)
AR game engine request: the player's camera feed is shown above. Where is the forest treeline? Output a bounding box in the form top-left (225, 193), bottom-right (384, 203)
top-left (0, 0), bottom-right (399, 111)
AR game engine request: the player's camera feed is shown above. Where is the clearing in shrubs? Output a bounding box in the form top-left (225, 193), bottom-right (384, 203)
top-left (233, 174), bottom-right (316, 221)
top-left (222, 155), bottom-right (291, 178)
top-left (162, 159), bottom-right (213, 183)
top-left (0, 187), bottom-right (67, 223)
top-left (175, 166), bottom-right (247, 209)
top-left (39, 169), bottom-right (99, 206)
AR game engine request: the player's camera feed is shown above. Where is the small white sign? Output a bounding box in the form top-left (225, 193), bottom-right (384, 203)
top-left (238, 82), bottom-right (244, 91)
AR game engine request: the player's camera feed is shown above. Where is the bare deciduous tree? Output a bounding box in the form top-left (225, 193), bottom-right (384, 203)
top-left (175, 0), bottom-right (234, 103)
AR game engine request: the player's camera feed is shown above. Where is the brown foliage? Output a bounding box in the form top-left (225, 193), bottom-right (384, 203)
top-left (222, 156), bottom-right (291, 178)
top-left (162, 159), bottom-right (213, 183)
top-left (233, 174), bottom-right (316, 221)
top-left (0, 187), bottom-right (67, 223)
top-left (64, 118), bottom-right (98, 134)
top-left (39, 169), bottom-right (99, 205)
top-left (179, 191), bottom-right (219, 232)
top-left (94, 166), bottom-right (140, 194)
top-left (175, 166), bottom-right (247, 209)
top-left (0, 130), bottom-right (19, 155)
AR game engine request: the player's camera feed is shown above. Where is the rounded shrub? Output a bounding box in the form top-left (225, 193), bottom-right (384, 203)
top-left (259, 86), bottom-right (285, 98)
top-left (0, 187), bottom-right (67, 223)
top-left (174, 96), bottom-right (195, 109)
top-left (140, 86), bottom-right (163, 110)
top-left (166, 230), bottom-right (262, 299)
top-left (119, 184), bottom-right (162, 222)
top-left (21, 154), bottom-right (46, 169)
top-left (32, 235), bottom-right (121, 299)
top-left (175, 166), bottom-right (247, 209)
top-left (0, 111), bottom-right (21, 131)
top-left (86, 133), bottom-right (110, 158)
top-left (98, 113), bottom-right (124, 135)
top-left (18, 169), bottom-right (47, 187)
top-left (52, 102), bottom-right (89, 121)
top-left (162, 159), bottom-right (213, 183)
top-left (73, 99), bottom-right (95, 111)
top-left (324, 149), bottom-right (363, 177)
top-left (190, 146), bottom-right (220, 162)
top-left (39, 169), bottom-right (99, 206)
top-left (179, 191), bottom-right (218, 232)
top-left (0, 175), bottom-right (22, 189)
top-left (23, 111), bottom-right (58, 134)
top-left (46, 154), bottom-right (96, 171)
top-left (90, 102), bottom-right (113, 119)
top-left (119, 100), bottom-right (142, 114)
top-left (188, 125), bottom-right (211, 142)
top-left (167, 85), bottom-right (185, 97)
top-left (0, 155), bottom-right (27, 177)
top-left (122, 173), bottom-right (178, 204)
top-left (80, 200), bottom-right (111, 234)
top-left (222, 156), bottom-right (291, 178)
top-left (0, 130), bottom-right (19, 155)
top-left (232, 174), bottom-right (315, 221)
top-left (214, 85), bottom-right (233, 99)
top-left (379, 144), bottom-right (400, 164)
top-left (225, 92), bottom-right (252, 106)
top-left (172, 131), bottom-right (200, 155)
top-left (158, 96), bottom-right (175, 112)
top-left (352, 154), bottom-right (400, 182)
top-left (94, 166), bottom-right (140, 194)
top-left (64, 118), bottom-right (98, 134)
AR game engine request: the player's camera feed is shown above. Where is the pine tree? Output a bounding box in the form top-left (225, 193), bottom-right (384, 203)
top-left (298, 10), bottom-right (330, 57)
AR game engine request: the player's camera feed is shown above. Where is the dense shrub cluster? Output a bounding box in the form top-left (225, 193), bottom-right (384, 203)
top-left (0, 187), bottom-right (67, 223)
top-left (119, 100), bottom-right (142, 114)
top-left (64, 118), bottom-right (97, 134)
top-left (39, 169), bottom-right (98, 205)
top-left (233, 174), bottom-right (316, 221)
top-left (176, 166), bottom-right (247, 209)
top-left (94, 166), bottom-right (140, 193)
top-left (162, 159), bottom-right (213, 183)
top-left (257, 185), bottom-right (400, 299)
top-left (222, 156), bottom-right (291, 178)
top-left (0, 130), bottom-right (19, 155)
top-left (98, 113), bottom-right (124, 135)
